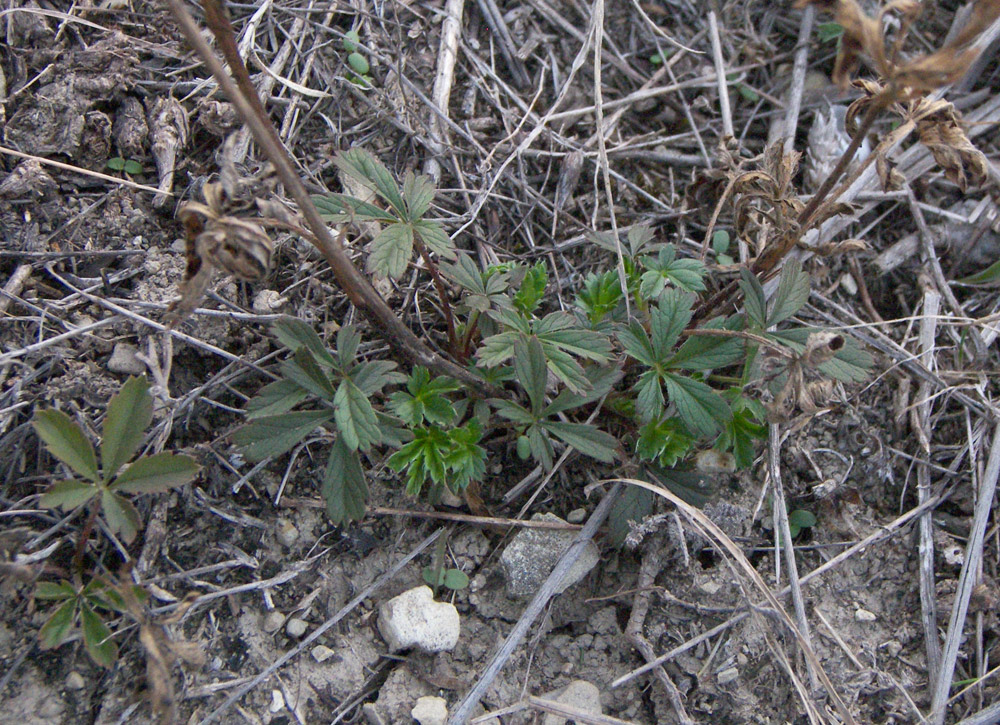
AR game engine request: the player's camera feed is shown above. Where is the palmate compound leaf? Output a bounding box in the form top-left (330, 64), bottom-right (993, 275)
top-left (639, 245), bottom-right (707, 299)
top-left (272, 318), bottom-right (336, 367)
top-left (389, 367), bottom-right (458, 427)
top-left (112, 452), bottom-right (200, 495)
top-left (233, 410), bottom-right (334, 461)
top-left (281, 348), bottom-right (336, 399)
top-left (739, 269), bottom-right (767, 329)
top-left (312, 193), bottom-right (397, 224)
top-left (445, 420), bottom-right (486, 490)
top-left (662, 373), bottom-right (731, 438)
top-left (412, 219), bottom-right (456, 260)
top-left (387, 426), bottom-right (450, 496)
top-left (367, 223), bottom-right (414, 280)
top-left (668, 317), bottom-right (744, 371)
top-left (33, 409), bottom-right (99, 482)
top-left (101, 376), bottom-right (153, 480)
top-left (513, 336), bottom-right (547, 413)
top-left (402, 171), bottom-right (436, 220)
top-left (321, 436), bottom-right (368, 525)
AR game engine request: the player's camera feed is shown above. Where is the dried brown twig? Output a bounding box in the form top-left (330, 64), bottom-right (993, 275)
top-left (164, 0), bottom-right (491, 393)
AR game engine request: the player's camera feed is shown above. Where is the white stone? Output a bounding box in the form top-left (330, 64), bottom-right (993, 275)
top-left (855, 608), bottom-right (877, 622)
top-left (411, 696), bottom-right (448, 725)
top-left (377, 586), bottom-right (460, 653)
top-left (312, 645), bottom-right (336, 663)
top-left (286, 617), bottom-right (308, 638)
top-left (252, 289), bottom-right (287, 313)
top-left (107, 343), bottom-right (145, 375)
top-left (499, 513), bottom-right (600, 599)
top-left (566, 508), bottom-right (587, 524)
top-left (269, 689), bottom-right (285, 713)
top-left (262, 611), bottom-right (286, 633)
top-left (65, 671), bottom-right (85, 690)
top-left (540, 680), bottom-right (603, 725)
top-left (276, 519), bottom-right (298, 548)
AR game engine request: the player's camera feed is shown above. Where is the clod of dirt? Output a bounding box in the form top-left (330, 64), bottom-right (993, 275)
top-left (5, 34), bottom-right (138, 158)
top-left (540, 679), bottom-right (603, 725)
top-left (285, 616), bottom-right (308, 638)
top-left (262, 610), bottom-right (285, 633)
top-left (411, 695), bottom-right (448, 725)
top-left (0, 160), bottom-right (58, 199)
top-left (367, 667), bottom-right (434, 723)
top-left (378, 585), bottom-right (460, 653)
top-left (107, 342), bottom-right (145, 375)
top-left (112, 96), bottom-right (149, 159)
top-left (499, 513), bottom-right (599, 599)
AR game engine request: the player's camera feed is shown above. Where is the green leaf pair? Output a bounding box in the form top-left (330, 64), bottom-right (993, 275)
top-left (33, 377), bottom-right (200, 544)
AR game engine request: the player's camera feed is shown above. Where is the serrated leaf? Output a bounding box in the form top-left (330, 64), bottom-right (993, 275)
top-left (352, 360), bottom-right (405, 396)
top-left (640, 246), bottom-right (707, 296)
top-left (617, 322), bottom-right (656, 366)
top-left (334, 379), bottom-right (381, 452)
top-left (627, 224), bottom-right (656, 257)
top-left (768, 258), bottom-right (811, 326)
top-left (368, 223), bottom-right (414, 279)
top-left (543, 421), bottom-right (617, 462)
top-left (112, 452), bottom-right (200, 494)
top-left (233, 410), bottom-right (334, 461)
top-left (445, 421), bottom-right (486, 490)
top-left (636, 416), bottom-right (694, 467)
top-left (272, 318), bottom-right (336, 366)
top-left (513, 263), bottom-right (547, 315)
top-left (312, 193), bottom-right (397, 223)
top-left (38, 600), bottom-right (76, 650)
top-left (402, 172), bottom-right (436, 219)
top-left (663, 374), bottom-right (730, 437)
top-left (647, 466), bottom-right (716, 507)
top-left (535, 313), bottom-right (613, 362)
top-left (387, 426), bottom-right (450, 495)
top-left (651, 290), bottom-right (692, 359)
top-left (514, 336), bottom-right (548, 413)
top-left (669, 320), bottom-right (743, 371)
top-left (634, 370), bottom-right (665, 424)
top-left (491, 398), bottom-right (535, 425)
top-left (478, 330), bottom-right (519, 368)
top-left (389, 367), bottom-right (457, 426)
top-left (80, 603), bottom-right (117, 667)
top-left (39, 478), bottom-right (98, 510)
top-left (608, 484), bottom-right (654, 547)
top-left (336, 325), bottom-right (361, 368)
top-left (769, 328), bottom-right (872, 382)
top-left (739, 269), bottom-right (767, 329)
top-left (102, 490), bottom-right (141, 544)
top-left (541, 345), bottom-right (590, 395)
top-left (321, 436), bottom-right (368, 525)
top-left (101, 376), bottom-right (152, 479)
top-left (281, 348), bottom-right (336, 399)
top-left (576, 270), bottom-right (623, 323)
top-left (334, 148), bottom-right (407, 217)
top-left (527, 424), bottom-right (554, 470)
top-left (545, 364), bottom-right (623, 415)
top-left (36, 581), bottom-right (76, 600)
top-left (413, 220), bottom-right (455, 259)
top-left (246, 379), bottom-right (309, 420)
top-left (33, 410), bottom-right (99, 482)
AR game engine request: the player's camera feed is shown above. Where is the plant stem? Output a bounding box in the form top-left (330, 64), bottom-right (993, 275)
top-left (412, 236), bottom-right (460, 359)
top-left (72, 502), bottom-right (99, 576)
top-left (166, 0), bottom-right (492, 394)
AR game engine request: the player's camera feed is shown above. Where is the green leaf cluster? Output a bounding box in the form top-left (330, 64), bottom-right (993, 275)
top-left (235, 319), bottom-right (407, 524)
top-left (33, 376), bottom-right (200, 544)
top-left (36, 578), bottom-right (147, 667)
top-left (313, 148), bottom-right (454, 280)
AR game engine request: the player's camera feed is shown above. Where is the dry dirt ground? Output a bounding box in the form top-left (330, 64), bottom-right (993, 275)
top-left (2, 1), bottom-right (1000, 724)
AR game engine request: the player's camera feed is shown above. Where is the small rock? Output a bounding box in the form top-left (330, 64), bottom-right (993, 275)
top-left (107, 343), bottom-right (145, 375)
top-left (262, 611), bottom-right (286, 633)
top-left (286, 617), bottom-right (308, 638)
top-left (65, 671), bottom-right (85, 690)
top-left (252, 289), bottom-right (287, 313)
top-left (362, 702), bottom-right (387, 725)
top-left (438, 486), bottom-right (463, 508)
top-left (566, 508), bottom-right (587, 524)
top-left (540, 680), bottom-right (603, 725)
top-left (855, 608), bottom-right (877, 622)
top-left (312, 645), bottom-right (336, 663)
top-left (717, 667), bottom-right (739, 685)
top-left (276, 519), bottom-right (298, 548)
top-left (411, 696), bottom-right (448, 725)
top-left (378, 586), bottom-right (460, 653)
top-left (499, 513), bottom-right (600, 599)
top-left (269, 689), bottom-right (285, 713)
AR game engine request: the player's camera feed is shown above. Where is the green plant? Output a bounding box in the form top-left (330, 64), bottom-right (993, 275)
top-left (35, 577), bottom-right (147, 667)
top-left (711, 230), bottom-right (735, 266)
top-left (342, 29), bottom-right (373, 87)
top-left (34, 376), bottom-right (200, 545)
top-left (787, 509), bottom-right (818, 538)
top-left (816, 21), bottom-right (844, 43)
top-left (106, 157), bottom-right (143, 175)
